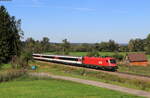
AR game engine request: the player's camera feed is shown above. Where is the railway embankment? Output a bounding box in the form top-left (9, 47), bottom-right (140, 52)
top-left (118, 64), bottom-right (150, 77)
top-left (30, 61), bottom-right (150, 92)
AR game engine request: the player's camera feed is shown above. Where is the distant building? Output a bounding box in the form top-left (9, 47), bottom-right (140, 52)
top-left (124, 53), bottom-right (148, 66)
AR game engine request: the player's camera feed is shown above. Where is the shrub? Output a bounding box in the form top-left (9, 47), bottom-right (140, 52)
top-left (11, 50), bottom-right (33, 69)
top-left (0, 69), bottom-right (26, 82)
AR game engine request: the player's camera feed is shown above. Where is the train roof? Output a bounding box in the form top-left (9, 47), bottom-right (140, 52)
top-left (33, 53), bottom-right (82, 59)
top-left (33, 54), bottom-right (116, 60)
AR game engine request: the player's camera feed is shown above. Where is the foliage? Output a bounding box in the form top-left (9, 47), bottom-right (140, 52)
top-left (41, 37), bottom-right (50, 52)
top-left (128, 39), bottom-right (145, 52)
top-left (0, 6), bottom-right (23, 65)
top-left (77, 43), bottom-right (93, 52)
top-left (25, 38), bottom-right (39, 53)
top-left (99, 40), bottom-right (119, 52)
top-left (61, 39), bottom-right (71, 55)
top-left (119, 45), bottom-right (129, 52)
top-left (11, 50), bottom-right (33, 69)
top-left (24, 37), bottom-right (51, 53)
top-left (86, 50), bottom-right (100, 57)
top-left (23, 33), bottom-right (150, 55)
top-left (145, 34), bottom-right (150, 54)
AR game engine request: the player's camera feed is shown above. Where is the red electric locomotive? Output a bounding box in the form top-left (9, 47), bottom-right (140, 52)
top-left (82, 56), bottom-right (117, 70)
top-left (33, 54), bottom-right (118, 71)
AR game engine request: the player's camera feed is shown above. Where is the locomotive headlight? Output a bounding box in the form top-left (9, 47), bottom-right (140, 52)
top-left (98, 61), bottom-right (102, 64)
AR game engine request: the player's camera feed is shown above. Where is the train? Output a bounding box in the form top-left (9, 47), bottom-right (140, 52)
top-left (32, 54), bottom-right (118, 71)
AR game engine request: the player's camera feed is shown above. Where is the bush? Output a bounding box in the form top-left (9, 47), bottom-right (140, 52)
top-left (0, 69), bottom-right (26, 82)
top-left (11, 50), bottom-right (33, 69)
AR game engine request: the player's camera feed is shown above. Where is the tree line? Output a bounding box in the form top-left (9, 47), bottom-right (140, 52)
top-left (23, 34), bottom-right (150, 54)
top-left (0, 6), bottom-right (30, 68)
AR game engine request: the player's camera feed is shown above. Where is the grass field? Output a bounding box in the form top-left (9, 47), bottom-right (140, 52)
top-left (46, 51), bottom-right (127, 56)
top-left (70, 52), bottom-right (127, 56)
top-left (0, 76), bottom-right (142, 98)
top-left (118, 64), bottom-right (150, 76)
top-left (147, 55), bottom-right (150, 61)
top-left (0, 64), bottom-right (12, 71)
top-left (30, 61), bottom-right (150, 92)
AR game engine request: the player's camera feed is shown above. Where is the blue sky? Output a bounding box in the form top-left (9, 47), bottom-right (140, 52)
top-left (0, 0), bottom-right (149, 43)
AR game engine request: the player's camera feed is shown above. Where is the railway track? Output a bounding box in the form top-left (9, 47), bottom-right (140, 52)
top-left (116, 71), bottom-right (150, 78)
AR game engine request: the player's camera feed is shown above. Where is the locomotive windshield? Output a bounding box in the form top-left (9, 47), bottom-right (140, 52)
top-left (110, 59), bottom-right (116, 64)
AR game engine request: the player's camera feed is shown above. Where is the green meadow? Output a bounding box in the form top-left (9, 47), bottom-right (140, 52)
top-left (0, 76), bottom-right (143, 98)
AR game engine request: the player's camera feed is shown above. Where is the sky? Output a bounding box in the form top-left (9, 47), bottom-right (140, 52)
top-left (0, 0), bottom-right (150, 43)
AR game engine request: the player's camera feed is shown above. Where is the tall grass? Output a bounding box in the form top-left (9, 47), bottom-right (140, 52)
top-left (58, 66), bottom-right (150, 91)
top-left (118, 64), bottom-right (150, 76)
top-left (0, 69), bottom-right (26, 82)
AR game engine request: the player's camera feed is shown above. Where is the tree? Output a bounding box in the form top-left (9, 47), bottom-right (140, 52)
top-left (86, 43), bottom-right (100, 57)
top-left (119, 45), bottom-right (129, 52)
top-left (99, 42), bottom-right (109, 51)
top-left (99, 40), bottom-right (119, 52)
top-left (11, 49), bottom-right (33, 69)
top-left (0, 6), bottom-right (22, 64)
top-left (25, 37), bottom-right (36, 52)
top-left (128, 38), bottom-right (144, 52)
top-left (108, 40), bottom-right (119, 51)
top-left (93, 43), bottom-right (99, 51)
top-left (35, 40), bottom-right (43, 53)
top-left (41, 37), bottom-right (50, 52)
top-left (61, 39), bottom-right (70, 55)
top-left (77, 43), bottom-right (92, 52)
top-left (145, 34), bottom-right (150, 54)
